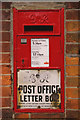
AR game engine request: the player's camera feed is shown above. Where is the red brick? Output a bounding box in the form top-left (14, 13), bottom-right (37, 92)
top-left (0, 98), bottom-right (11, 107)
top-left (0, 32), bottom-right (2, 42)
top-left (1, 54), bottom-right (10, 63)
top-left (2, 109), bottom-right (14, 119)
top-left (31, 113), bottom-right (65, 119)
top-left (0, 32), bottom-right (10, 41)
top-left (66, 99), bottom-right (80, 109)
top-left (66, 21), bottom-right (80, 32)
top-left (66, 66), bottom-right (80, 76)
top-left (66, 33), bottom-right (80, 43)
top-left (15, 113), bottom-right (29, 119)
top-left (0, 10), bottom-right (2, 20)
top-left (0, 43), bottom-right (2, 52)
top-left (0, 2), bottom-right (2, 9)
top-left (2, 2), bottom-right (12, 9)
top-left (0, 110), bottom-right (2, 119)
top-left (2, 21), bottom-right (10, 31)
top-left (66, 10), bottom-right (80, 20)
top-left (0, 86), bottom-right (2, 97)
top-left (0, 87), bottom-right (11, 97)
top-left (0, 54), bottom-right (10, 63)
top-left (0, 43), bottom-right (10, 52)
top-left (0, 97), bottom-right (2, 107)
top-left (0, 54), bottom-right (2, 63)
top-left (0, 65), bottom-right (11, 74)
top-left (66, 110), bottom-right (80, 118)
top-left (66, 44), bottom-right (80, 54)
top-left (2, 32), bottom-right (10, 41)
top-left (2, 10), bottom-right (10, 20)
top-left (66, 77), bottom-right (80, 87)
top-left (66, 88), bottom-right (80, 98)
top-left (0, 75), bottom-right (2, 85)
top-left (0, 75), bottom-right (11, 85)
top-left (66, 56), bottom-right (79, 65)
top-left (65, 2), bottom-right (80, 9)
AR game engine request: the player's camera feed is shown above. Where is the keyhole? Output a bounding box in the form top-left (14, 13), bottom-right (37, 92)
top-left (22, 59), bottom-right (24, 64)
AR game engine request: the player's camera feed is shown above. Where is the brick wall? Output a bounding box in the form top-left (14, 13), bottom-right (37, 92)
top-left (65, 2), bottom-right (80, 119)
top-left (0, 2), bottom-right (80, 119)
top-left (0, 2), bottom-right (14, 120)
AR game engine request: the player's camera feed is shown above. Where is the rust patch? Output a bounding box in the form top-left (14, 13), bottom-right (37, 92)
top-left (51, 88), bottom-right (61, 109)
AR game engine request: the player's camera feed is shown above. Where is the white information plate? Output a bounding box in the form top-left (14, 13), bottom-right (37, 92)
top-left (17, 69), bottom-right (61, 109)
top-left (31, 38), bottom-right (49, 67)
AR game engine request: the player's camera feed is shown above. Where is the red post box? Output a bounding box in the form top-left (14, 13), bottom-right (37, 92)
top-left (13, 8), bottom-right (64, 113)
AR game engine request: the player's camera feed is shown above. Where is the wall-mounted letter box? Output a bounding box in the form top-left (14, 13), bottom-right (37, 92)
top-left (13, 8), bottom-right (64, 113)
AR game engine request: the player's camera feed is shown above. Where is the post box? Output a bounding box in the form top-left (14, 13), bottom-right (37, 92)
top-left (13, 8), bottom-right (64, 113)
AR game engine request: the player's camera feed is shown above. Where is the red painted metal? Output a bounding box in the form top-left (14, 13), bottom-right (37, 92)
top-left (13, 8), bottom-right (64, 113)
